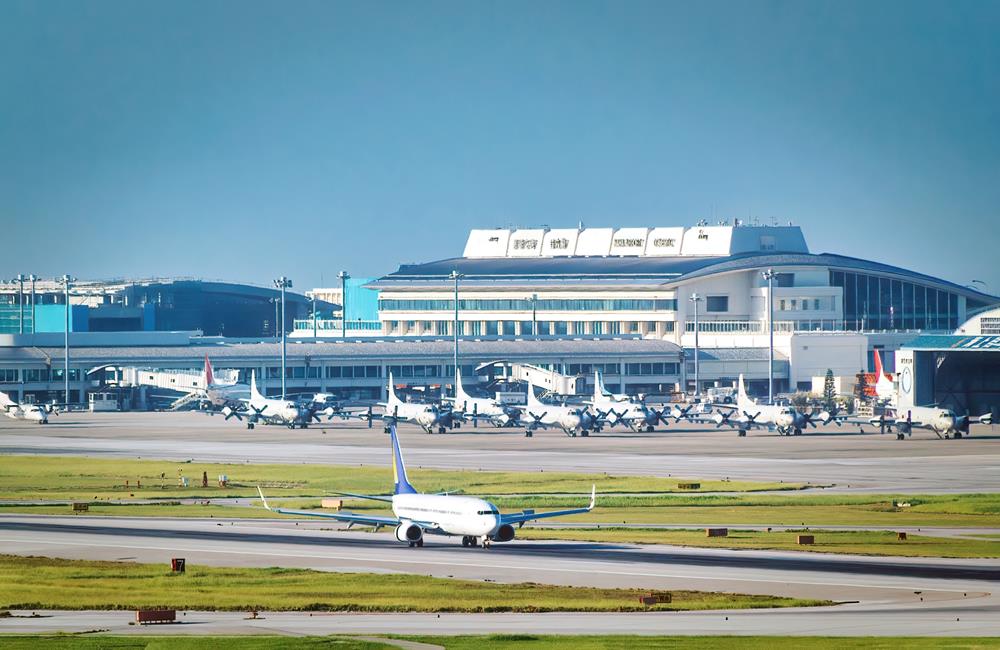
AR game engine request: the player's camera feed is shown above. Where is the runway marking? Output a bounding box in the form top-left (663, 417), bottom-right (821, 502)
top-left (0, 535), bottom-right (976, 595)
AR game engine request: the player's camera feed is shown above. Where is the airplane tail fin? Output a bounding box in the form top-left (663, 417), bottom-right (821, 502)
top-left (389, 424), bottom-right (417, 495)
top-left (250, 370), bottom-right (263, 401)
top-left (455, 367), bottom-right (469, 403)
top-left (204, 355), bottom-right (215, 387)
top-left (526, 379), bottom-right (543, 409)
top-left (873, 348), bottom-right (884, 379)
top-left (386, 372), bottom-right (401, 406)
top-left (737, 374), bottom-right (751, 407)
top-left (0, 390), bottom-right (14, 407)
top-left (593, 370), bottom-right (605, 402)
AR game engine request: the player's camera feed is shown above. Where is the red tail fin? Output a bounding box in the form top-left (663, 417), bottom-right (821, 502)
top-left (873, 349), bottom-right (883, 380)
top-left (204, 355), bottom-right (215, 386)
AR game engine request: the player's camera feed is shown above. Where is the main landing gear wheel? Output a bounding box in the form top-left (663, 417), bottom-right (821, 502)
top-left (646, 425), bottom-right (654, 433)
top-left (462, 536), bottom-right (470, 547)
top-left (247, 423), bottom-right (255, 430)
top-left (794, 428), bottom-right (802, 436)
top-left (954, 431), bottom-right (963, 439)
top-left (581, 431), bottom-right (589, 437)
top-left (524, 430), bottom-right (533, 437)
top-left (438, 426), bottom-right (447, 434)
top-left (896, 433), bottom-right (905, 440)
top-left (408, 540), bottom-right (424, 547)
top-left (738, 429), bottom-right (747, 437)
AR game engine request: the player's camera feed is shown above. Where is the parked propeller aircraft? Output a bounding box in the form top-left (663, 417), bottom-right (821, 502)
top-left (258, 424), bottom-right (596, 547)
top-left (703, 375), bottom-right (835, 436)
top-left (521, 379), bottom-right (604, 436)
top-left (588, 371), bottom-right (666, 432)
top-left (220, 371), bottom-right (327, 429)
top-left (866, 406), bottom-right (993, 440)
top-left (0, 390), bottom-right (55, 424)
top-left (446, 368), bottom-right (521, 428)
top-left (360, 373), bottom-right (461, 434)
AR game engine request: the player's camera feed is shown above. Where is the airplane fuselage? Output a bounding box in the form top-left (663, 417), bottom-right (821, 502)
top-left (392, 493), bottom-right (502, 538)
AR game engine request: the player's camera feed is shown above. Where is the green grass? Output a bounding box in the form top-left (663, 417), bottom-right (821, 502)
top-left (517, 527), bottom-right (1000, 558)
top-left (0, 555), bottom-right (822, 613)
top-left (0, 454), bottom-right (802, 502)
top-left (2, 637), bottom-right (998, 650)
top-left (0, 638), bottom-right (391, 649)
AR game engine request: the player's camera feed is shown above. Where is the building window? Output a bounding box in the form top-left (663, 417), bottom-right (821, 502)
top-left (553, 321), bottom-right (567, 335)
top-left (485, 321), bottom-right (498, 336)
top-left (814, 298), bottom-right (821, 311)
top-left (706, 296), bottom-right (729, 312)
top-left (573, 322), bottom-right (586, 335)
top-left (537, 321), bottom-right (551, 335)
top-left (0, 368), bottom-right (17, 383)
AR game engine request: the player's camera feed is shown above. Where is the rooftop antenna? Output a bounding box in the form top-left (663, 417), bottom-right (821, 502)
top-left (578, 221), bottom-right (584, 230)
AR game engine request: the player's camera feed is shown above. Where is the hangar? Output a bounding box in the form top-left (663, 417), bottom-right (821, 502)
top-left (895, 334), bottom-right (1000, 417)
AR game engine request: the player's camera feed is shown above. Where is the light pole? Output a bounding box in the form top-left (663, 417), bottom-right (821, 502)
top-left (14, 274), bottom-right (25, 334)
top-left (59, 275), bottom-right (75, 405)
top-left (530, 293), bottom-right (538, 336)
top-left (273, 277), bottom-right (292, 399)
top-left (337, 271), bottom-right (350, 339)
top-left (310, 293), bottom-right (318, 339)
top-left (689, 293), bottom-right (703, 397)
top-left (449, 270), bottom-right (463, 397)
top-left (28, 275), bottom-right (37, 333)
top-left (762, 268), bottom-right (775, 404)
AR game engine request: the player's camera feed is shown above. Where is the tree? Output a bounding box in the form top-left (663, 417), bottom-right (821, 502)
top-left (822, 369), bottom-right (836, 410)
top-left (854, 369), bottom-right (869, 402)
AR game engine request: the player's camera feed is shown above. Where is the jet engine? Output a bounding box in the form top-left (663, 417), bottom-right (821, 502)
top-left (491, 523), bottom-right (515, 543)
top-left (395, 522), bottom-right (423, 543)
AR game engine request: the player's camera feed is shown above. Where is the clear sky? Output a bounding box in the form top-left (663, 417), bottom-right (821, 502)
top-left (2, 1), bottom-right (998, 293)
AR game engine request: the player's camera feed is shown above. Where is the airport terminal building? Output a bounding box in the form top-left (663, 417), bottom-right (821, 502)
top-left (364, 223), bottom-right (999, 392)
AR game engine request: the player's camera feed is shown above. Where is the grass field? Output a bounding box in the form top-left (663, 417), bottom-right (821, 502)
top-left (0, 455), bottom-right (802, 502)
top-left (0, 555), bottom-right (822, 613)
top-left (5, 491), bottom-right (1000, 531)
top-left (517, 527), bottom-right (1000, 558)
top-left (2, 637), bottom-right (999, 649)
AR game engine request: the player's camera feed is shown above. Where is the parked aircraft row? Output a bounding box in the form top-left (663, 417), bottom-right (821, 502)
top-left (196, 355), bottom-right (992, 440)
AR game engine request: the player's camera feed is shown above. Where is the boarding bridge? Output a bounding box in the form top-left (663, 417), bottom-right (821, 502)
top-left (120, 366), bottom-right (238, 393)
top-left (477, 361), bottom-right (583, 396)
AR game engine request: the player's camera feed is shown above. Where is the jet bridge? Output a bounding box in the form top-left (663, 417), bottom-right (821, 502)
top-left (475, 361), bottom-right (584, 396)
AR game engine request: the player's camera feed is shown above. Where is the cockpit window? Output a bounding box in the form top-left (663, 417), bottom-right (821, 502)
top-left (477, 509), bottom-right (500, 515)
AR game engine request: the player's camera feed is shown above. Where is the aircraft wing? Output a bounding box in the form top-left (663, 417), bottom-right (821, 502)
top-left (257, 487), bottom-right (400, 527)
top-left (328, 491), bottom-right (394, 503)
top-left (500, 485), bottom-right (595, 527)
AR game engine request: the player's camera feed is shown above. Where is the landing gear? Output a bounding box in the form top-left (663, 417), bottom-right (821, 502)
top-left (954, 431), bottom-right (963, 439)
top-left (524, 430), bottom-right (533, 437)
top-left (462, 536), bottom-right (480, 547)
top-left (646, 425), bottom-right (654, 433)
top-left (408, 539), bottom-right (424, 548)
top-left (247, 422), bottom-right (255, 430)
top-left (581, 430), bottom-right (589, 437)
top-left (438, 426), bottom-right (447, 434)
top-left (793, 428), bottom-right (802, 436)
top-left (738, 429), bottom-right (747, 437)
top-left (896, 433), bottom-right (905, 440)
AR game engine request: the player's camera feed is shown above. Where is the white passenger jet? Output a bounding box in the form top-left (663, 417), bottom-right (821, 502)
top-left (871, 349), bottom-right (896, 404)
top-left (258, 424), bottom-right (596, 547)
top-left (0, 390), bottom-right (54, 424)
top-left (201, 355), bottom-right (250, 408)
top-left (220, 371), bottom-right (317, 429)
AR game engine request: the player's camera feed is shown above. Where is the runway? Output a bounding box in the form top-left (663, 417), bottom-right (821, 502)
top-left (2, 411), bottom-right (1000, 492)
top-left (0, 514), bottom-right (998, 636)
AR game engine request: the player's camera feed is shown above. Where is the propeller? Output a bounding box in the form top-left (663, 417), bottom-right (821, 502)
top-left (742, 410), bottom-right (761, 427)
top-left (526, 411), bottom-right (547, 431)
top-left (869, 413), bottom-right (893, 434)
top-left (671, 405), bottom-right (694, 423)
top-left (222, 405), bottom-right (242, 421)
top-left (713, 410), bottom-right (734, 428)
top-left (800, 411), bottom-right (818, 429)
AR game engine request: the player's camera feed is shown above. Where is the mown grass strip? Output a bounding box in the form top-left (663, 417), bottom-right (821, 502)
top-left (0, 454), bottom-right (802, 501)
top-left (0, 555), bottom-right (824, 613)
top-left (516, 527), bottom-right (1000, 558)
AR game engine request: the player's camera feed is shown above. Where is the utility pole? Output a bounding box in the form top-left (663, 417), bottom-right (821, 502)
top-left (59, 275), bottom-right (75, 405)
top-left (14, 274), bottom-right (25, 334)
top-left (310, 293), bottom-right (318, 339)
top-left (762, 268), bottom-right (775, 404)
top-left (337, 271), bottom-right (350, 339)
top-left (450, 270), bottom-right (463, 397)
top-left (689, 293), bottom-right (703, 397)
top-left (28, 275), bottom-right (37, 333)
top-left (273, 277), bottom-right (292, 399)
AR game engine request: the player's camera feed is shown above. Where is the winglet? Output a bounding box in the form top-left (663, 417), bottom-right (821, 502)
top-left (589, 484), bottom-right (596, 510)
top-left (257, 486), bottom-right (271, 511)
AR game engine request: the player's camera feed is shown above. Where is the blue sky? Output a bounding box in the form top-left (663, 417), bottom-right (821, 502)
top-left (1, 1), bottom-right (998, 292)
